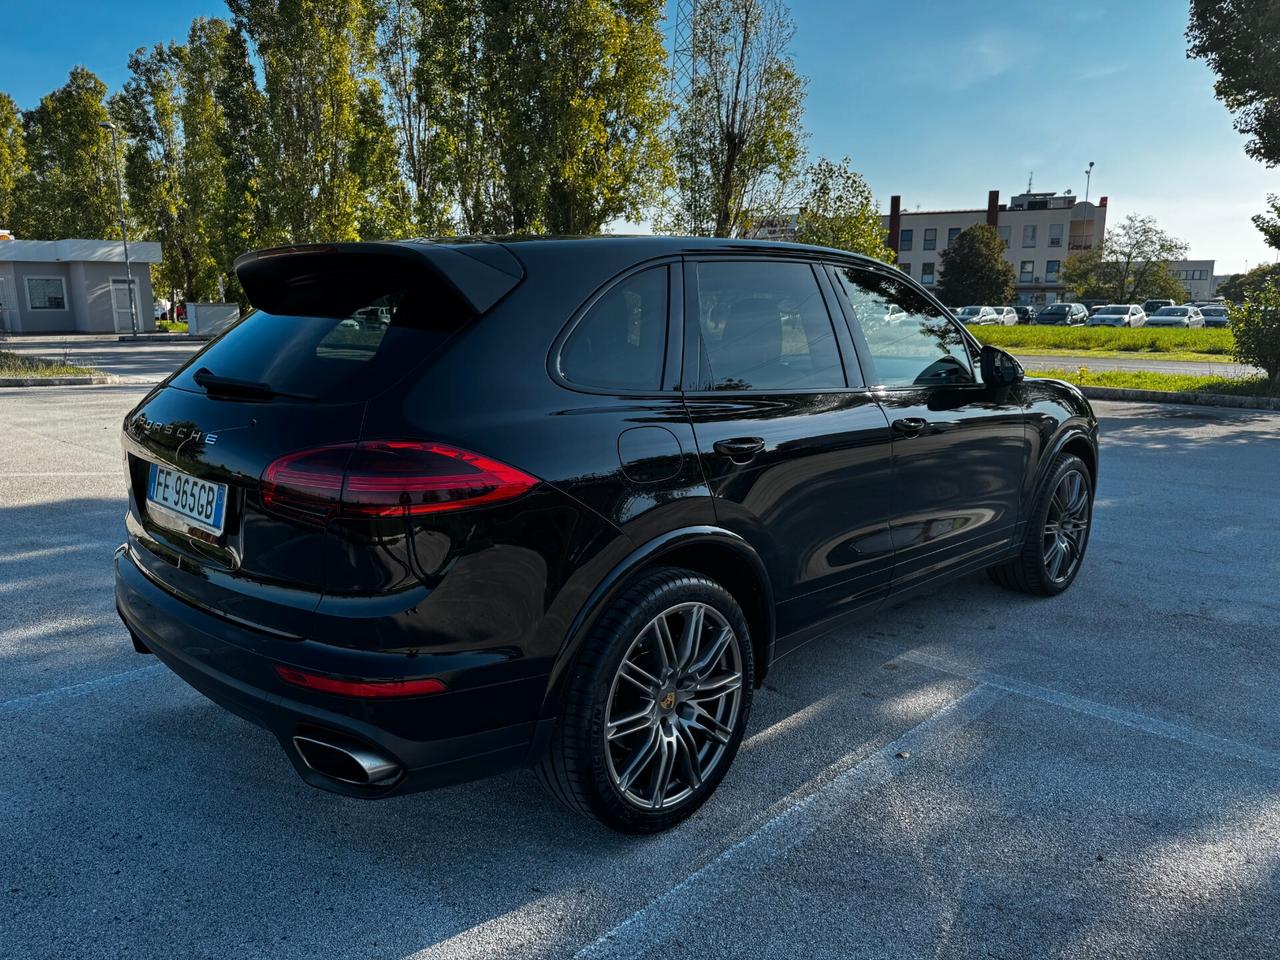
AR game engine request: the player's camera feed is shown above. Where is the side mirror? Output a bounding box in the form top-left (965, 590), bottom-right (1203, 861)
top-left (980, 345), bottom-right (1024, 386)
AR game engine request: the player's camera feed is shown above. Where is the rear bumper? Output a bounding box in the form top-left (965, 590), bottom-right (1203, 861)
top-left (114, 546), bottom-right (549, 798)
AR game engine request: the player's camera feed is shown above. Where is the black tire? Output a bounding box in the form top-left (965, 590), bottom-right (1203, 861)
top-left (988, 453), bottom-right (1094, 596)
top-left (535, 566), bottom-right (755, 833)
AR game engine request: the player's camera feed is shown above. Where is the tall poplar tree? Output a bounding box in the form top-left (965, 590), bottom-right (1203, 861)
top-left (663, 0), bottom-right (806, 237)
top-left (0, 94), bottom-right (26, 229)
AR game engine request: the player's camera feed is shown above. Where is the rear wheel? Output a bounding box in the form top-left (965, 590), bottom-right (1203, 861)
top-left (989, 453), bottom-right (1093, 596)
top-left (536, 567), bottom-right (754, 833)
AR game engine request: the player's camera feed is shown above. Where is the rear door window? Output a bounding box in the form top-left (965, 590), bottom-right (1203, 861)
top-left (558, 266), bottom-right (669, 391)
top-left (692, 260), bottom-right (846, 391)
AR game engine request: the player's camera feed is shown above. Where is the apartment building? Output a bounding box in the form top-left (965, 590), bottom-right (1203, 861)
top-left (883, 189), bottom-right (1108, 305)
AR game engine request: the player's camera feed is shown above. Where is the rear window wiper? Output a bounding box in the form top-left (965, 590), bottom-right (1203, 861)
top-left (192, 367), bottom-right (316, 402)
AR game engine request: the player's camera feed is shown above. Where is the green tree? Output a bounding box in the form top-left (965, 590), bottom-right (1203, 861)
top-left (373, 0), bottom-right (454, 232)
top-left (1229, 282), bottom-right (1280, 386)
top-left (1187, 0), bottom-right (1280, 167)
top-left (791, 156), bottom-right (890, 260)
top-left (228, 0), bottom-right (382, 243)
top-left (12, 67), bottom-right (127, 240)
top-left (1063, 213), bottom-right (1189, 302)
top-left (935, 224), bottom-right (1015, 307)
top-left (350, 79), bottom-right (415, 238)
top-left (214, 23), bottom-right (268, 298)
top-left (0, 93), bottom-right (26, 229)
top-left (415, 0), bottom-right (671, 235)
top-left (539, 0), bottom-right (672, 234)
top-left (179, 18), bottom-right (236, 299)
top-left (115, 41), bottom-right (190, 301)
top-left (663, 0), bottom-right (806, 237)
top-left (1252, 193), bottom-right (1280, 251)
top-left (1217, 262), bottom-right (1280, 302)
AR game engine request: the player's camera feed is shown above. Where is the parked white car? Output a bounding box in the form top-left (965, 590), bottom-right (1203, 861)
top-left (1147, 306), bottom-right (1205, 328)
top-left (956, 305), bottom-right (1017, 325)
top-left (1087, 304), bottom-right (1146, 327)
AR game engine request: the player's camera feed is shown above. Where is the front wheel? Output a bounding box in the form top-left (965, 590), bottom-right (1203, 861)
top-left (989, 453), bottom-right (1094, 596)
top-left (536, 567), bottom-right (754, 833)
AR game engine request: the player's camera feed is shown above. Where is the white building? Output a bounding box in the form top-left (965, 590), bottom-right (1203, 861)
top-left (882, 189), bottom-right (1108, 305)
top-left (1168, 260), bottom-right (1218, 301)
top-left (0, 238), bottom-right (161, 334)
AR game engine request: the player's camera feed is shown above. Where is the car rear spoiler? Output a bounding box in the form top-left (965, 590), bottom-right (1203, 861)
top-left (233, 240), bottom-right (524, 317)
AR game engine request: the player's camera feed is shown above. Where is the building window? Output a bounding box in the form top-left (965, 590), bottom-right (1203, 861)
top-left (920, 262), bottom-right (935, 285)
top-left (899, 262), bottom-right (910, 275)
top-left (1049, 223), bottom-right (1063, 247)
top-left (997, 226), bottom-right (1011, 248)
top-left (1022, 224), bottom-right (1037, 248)
top-left (899, 228), bottom-right (913, 252)
top-left (923, 228), bottom-right (937, 251)
top-left (1020, 260), bottom-right (1034, 282)
top-left (1045, 260), bottom-right (1061, 282)
top-left (946, 227), bottom-right (961, 248)
top-left (26, 277), bottom-right (67, 310)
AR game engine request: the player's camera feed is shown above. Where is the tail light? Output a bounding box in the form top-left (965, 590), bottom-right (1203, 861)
top-left (262, 441), bottom-right (538, 522)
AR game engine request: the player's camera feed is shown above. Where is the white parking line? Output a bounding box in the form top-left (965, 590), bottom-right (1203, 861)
top-left (881, 646), bottom-right (1280, 773)
top-left (0, 664), bottom-right (164, 717)
top-left (574, 685), bottom-right (1000, 960)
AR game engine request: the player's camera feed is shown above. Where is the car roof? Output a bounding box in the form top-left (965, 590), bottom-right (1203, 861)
top-left (411, 234), bottom-right (891, 267)
top-left (235, 236), bottom-right (900, 317)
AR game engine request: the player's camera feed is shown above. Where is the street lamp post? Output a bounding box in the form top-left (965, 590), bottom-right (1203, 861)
top-left (1084, 161), bottom-right (1095, 203)
top-left (99, 120), bottom-right (139, 337)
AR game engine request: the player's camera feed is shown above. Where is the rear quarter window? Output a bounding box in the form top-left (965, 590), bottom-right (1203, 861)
top-left (557, 265), bottom-right (669, 392)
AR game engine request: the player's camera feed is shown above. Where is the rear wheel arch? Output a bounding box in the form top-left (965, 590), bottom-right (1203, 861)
top-left (540, 528), bottom-right (775, 723)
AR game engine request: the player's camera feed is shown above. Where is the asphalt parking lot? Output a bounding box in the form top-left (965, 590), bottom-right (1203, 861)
top-left (3, 384), bottom-right (1279, 960)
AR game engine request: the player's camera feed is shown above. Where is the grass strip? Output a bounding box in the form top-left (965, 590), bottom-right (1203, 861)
top-left (1028, 366), bottom-right (1279, 398)
top-left (0, 350), bottom-right (99, 378)
top-left (970, 325), bottom-right (1234, 355)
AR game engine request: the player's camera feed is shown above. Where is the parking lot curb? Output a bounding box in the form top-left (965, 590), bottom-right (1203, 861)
top-left (0, 374), bottom-right (114, 386)
top-left (1077, 385), bottom-right (1280, 411)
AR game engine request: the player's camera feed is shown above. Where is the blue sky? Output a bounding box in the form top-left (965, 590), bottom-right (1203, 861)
top-left (2, 0), bottom-right (1275, 271)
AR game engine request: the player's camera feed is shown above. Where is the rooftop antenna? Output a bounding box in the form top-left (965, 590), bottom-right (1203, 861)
top-left (1026, 171), bottom-right (1034, 193)
top-left (1084, 161), bottom-right (1095, 202)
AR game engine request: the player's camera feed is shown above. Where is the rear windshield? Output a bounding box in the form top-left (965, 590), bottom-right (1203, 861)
top-left (1097, 306), bottom-right (1128, 315)
top-left (171, 275), bottom-right (469, 403)
top-left (1041, 304), bottom-right (1068, 312)
top-left (1155, 307), bottom-right (1188, 316)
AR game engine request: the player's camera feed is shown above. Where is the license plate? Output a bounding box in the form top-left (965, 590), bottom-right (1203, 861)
top-left (146, 462), bottom-right (227, 536)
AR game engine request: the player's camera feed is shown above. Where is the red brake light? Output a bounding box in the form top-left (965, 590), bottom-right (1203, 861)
top-left (261, 441), bottom-right (538, 522)
top-left (274, 664), bottom-right (447, 698)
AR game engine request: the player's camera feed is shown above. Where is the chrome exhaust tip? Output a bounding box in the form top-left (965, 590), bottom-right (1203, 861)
top-left (292, 732), bottom-right (402, 787)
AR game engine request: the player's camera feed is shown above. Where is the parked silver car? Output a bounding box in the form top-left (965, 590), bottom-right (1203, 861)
top-left (1199, 304), bottom-right (1230, 328)
top-left (1147, 306), bottom-right (1205, 328)
top-left (1087, 304), bottom-right (1146, 327)
top-left (956, 305), bottom-right (1017, 325)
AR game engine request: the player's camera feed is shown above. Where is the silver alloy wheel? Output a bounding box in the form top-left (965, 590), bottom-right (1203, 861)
top-left (1043, 469), bottom-right (1090, 583)
top-left (603, 601), bottom-right (744, 811)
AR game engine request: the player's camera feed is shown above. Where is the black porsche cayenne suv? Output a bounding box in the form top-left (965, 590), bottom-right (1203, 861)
top-left (115, 237), bottom-right (1097, 833)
